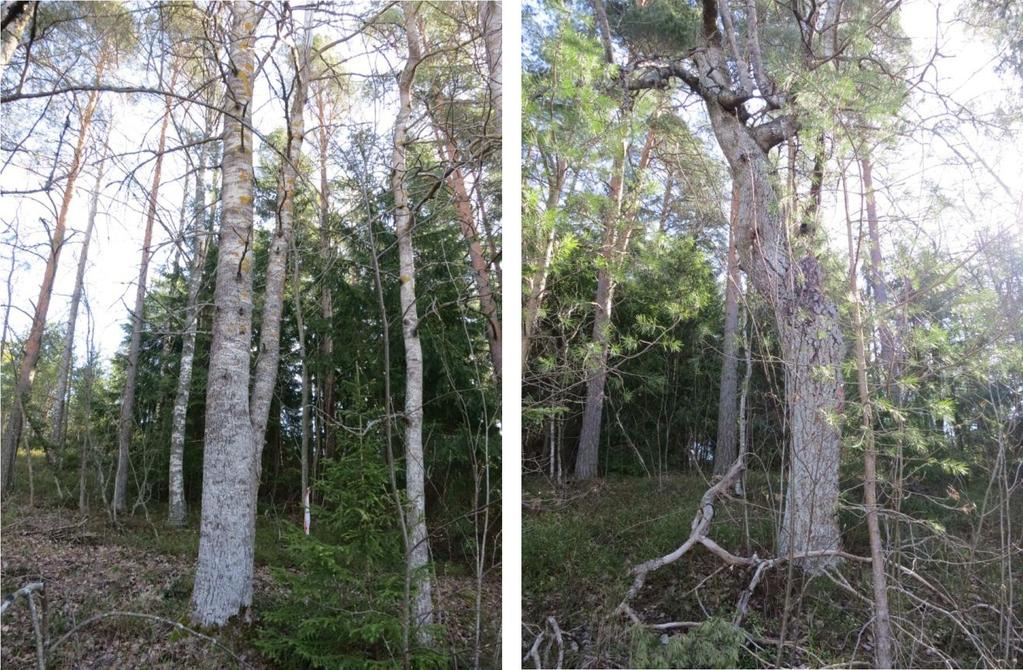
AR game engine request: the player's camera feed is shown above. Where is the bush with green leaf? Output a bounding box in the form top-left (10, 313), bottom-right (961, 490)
top-left (255, 445), bottom-right (446, 669)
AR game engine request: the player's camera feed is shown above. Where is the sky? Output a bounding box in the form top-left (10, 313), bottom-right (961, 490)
top-left (1, 1), bottom-right (401, 364)
top-left (2, 0), bottom-right (1021, 372)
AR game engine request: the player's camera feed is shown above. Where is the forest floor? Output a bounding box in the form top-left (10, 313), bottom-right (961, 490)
top-left (522, 471), bottom-right (1022, 668)
top-left (1, 458), bottom-right (500, 668)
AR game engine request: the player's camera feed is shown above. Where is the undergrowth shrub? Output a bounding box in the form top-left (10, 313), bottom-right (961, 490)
top-left (629, 617), bottom-right (745, 669)
top-left (255, 444), bottom-right (446, 669)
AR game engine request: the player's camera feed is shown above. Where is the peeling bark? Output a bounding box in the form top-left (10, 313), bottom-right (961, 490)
top-left (0, 0), bottom-right (34, 74)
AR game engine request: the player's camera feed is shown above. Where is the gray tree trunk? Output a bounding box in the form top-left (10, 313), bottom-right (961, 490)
top-left (114, 88), bottom-right (173, 516)
top-left (1, 87), bottom-right (99, 497)
top-left (713, 184), bottom-right (742, 476)
top-left (705, 101), bottom-right (843, 569)
top-left (393, 2), bottom-right (435, 645)
top-left (247, 14), bottom-right (312, 587)
top-left (167, 141), bottom-right (211, 527)
top-left (190, 0), bottom-right (261, 627)
top-left (49, 144), bottom-right (107, 452)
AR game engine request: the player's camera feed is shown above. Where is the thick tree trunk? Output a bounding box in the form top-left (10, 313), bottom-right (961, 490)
top-left (392, 3), bottom-right (434, 645)
top-left (190, 1), bottom-right (260, 627)
top-left (713, 184), bottom-right (741, 476)
top-left (0, 1), bottom-right (34, 74)
top-left (434, 126), bottom-right (502, 377)
top-left (167, 143), bottom-right (210, 527)
top-left (478, 0), bottom-right (501, 136)
top-left (705, 102), bottom-right (843, 569)
top-left (49, 145), bottom-right (107, 452)
top-left (1, 87), bottom-right (98, 498)
top-left (113, 86), bottom-right (174, 516)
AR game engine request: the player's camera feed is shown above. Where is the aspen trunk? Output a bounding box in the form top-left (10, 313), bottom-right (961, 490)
top-left (113, 84), bottom-right (174, 516)
top-left (191, 1), bottom-right (260, 626)
top-left (705, 103), bottom-right (843, 568)
top-left (167, 142), bottom-right (211, 527)
top-left (49, 144), bottom-right (107, 452)
top-left (434, 125), bottom-right (502, 377)
top-left (1, 87), bottom-right (99, 497)
top-left (393, 2), bottom-right (434, 645)
top-left (713, 183), bottom-right (741, 476)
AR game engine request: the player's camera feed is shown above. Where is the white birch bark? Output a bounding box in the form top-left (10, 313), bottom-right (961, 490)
top-left (167, 141), bottom-right (210, 527)
top-left (190, 1), bottom-right (260, 626)
top-left (0, 1), bottom-right (34, 74)
top-left (392, 2), bottom-right (435, 644)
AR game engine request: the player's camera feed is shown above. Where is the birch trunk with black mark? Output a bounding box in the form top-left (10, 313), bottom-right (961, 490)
top-left (0, 1), bottom-right (34, 74)
top-left (713, 183), bottom-right (741, 476)
top-left (50, 145), bottom-right (107, 453)
top-left (114, 81), bottom-right (175, 516)
top-left (191, 0), bottom-right (260, 627)
top-left (167, 140), bottom-right (211, 527)
top-left (392, 2), bottom-right (434, 645)
top-left (1, 86), bottom-right (99, 498)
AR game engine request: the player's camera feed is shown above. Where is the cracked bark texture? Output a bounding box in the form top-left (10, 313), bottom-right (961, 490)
top-left (713, 184), bottom-right (741, 476)
top-left (190, 0), bottom-right (259, 627)
top-left (392, 1), bottom-right (434, 645)
top-left (1, 86), bottom-right (99, 498)
top-left (705, 100), bottom-right (842, 567)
